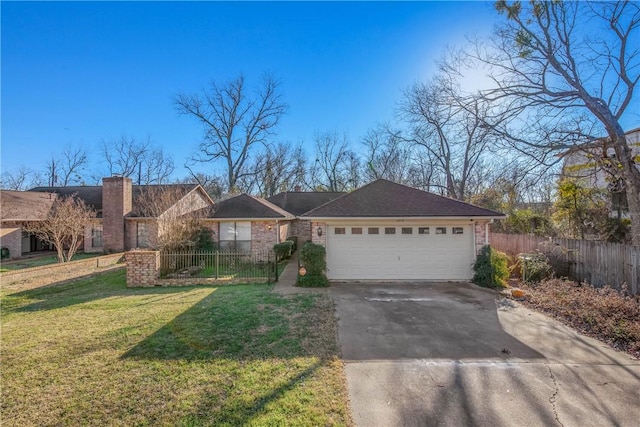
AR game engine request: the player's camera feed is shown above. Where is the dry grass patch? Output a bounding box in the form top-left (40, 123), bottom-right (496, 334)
top-left (518, 278), bottom-right (640, 358)
top-left (1, 270), bottom-right (351, 426)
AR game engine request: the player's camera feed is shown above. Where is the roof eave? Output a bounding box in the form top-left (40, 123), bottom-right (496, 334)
top-left (204, 216), bottom-right (294, 221)
top-left (300, 215), bottom-right (506, 221)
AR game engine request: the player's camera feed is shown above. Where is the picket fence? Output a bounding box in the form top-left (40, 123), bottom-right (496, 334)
top-left (491, 233), bottom-right (640, 295)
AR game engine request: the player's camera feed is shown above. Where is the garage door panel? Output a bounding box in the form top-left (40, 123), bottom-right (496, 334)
top-left (326, 224), bottom-right (474, 280)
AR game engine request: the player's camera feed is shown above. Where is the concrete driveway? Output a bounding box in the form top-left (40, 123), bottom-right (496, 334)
top-left (330, 282), bottom-right (640, 427)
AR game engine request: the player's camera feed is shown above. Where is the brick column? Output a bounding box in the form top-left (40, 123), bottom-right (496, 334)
top-left (125, 250), bottom-right (159, 287)
top-left (474, 221), bottom-right (489, 254)
top-left (311, 222), bottom-right (327, 246)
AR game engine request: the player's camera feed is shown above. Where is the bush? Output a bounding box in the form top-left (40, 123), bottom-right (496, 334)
top-left (195, 226), bottom-right (216, 251)
top-left (286, 236), bottom-right (298, 253)
top-left (273, 241), bottom-right (294, 260)
top-left (297, 242), bottom-right (328, 287)
top-left (297, 274), bottom-right (329, 287)
top-left (516, 252), bottom-right (553, 283)
top-left (473, 245), bottom-right (510, 288)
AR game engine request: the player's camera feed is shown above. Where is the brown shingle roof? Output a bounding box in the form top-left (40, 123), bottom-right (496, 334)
top-left (266, 191), bottom-right (345, 215)
top-left (302, 179), bottom-right (505, 218)
top-left (0, 190), bottom-right (57, 221)
top-left (30, 186), bottom-right (103, 210)
top-left (209, 194), bottom-right (294, 219)
top-left (28, 184), bottom-right (199, 217)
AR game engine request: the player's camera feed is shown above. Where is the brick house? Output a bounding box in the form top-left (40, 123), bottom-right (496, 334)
top-left (203, 194), bottom-right (295, 257)
top-left (0, 190), bottom-right (57, 259)
top-left (0, 176), bottom-right (213, 259)
top-left (203, 180), bottom-right (503, 281)
top-left (298, 179), bottom-right (504, 281)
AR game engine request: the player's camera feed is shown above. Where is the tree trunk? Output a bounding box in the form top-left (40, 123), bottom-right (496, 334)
top-left (617, 135), bottom-right (640, 246)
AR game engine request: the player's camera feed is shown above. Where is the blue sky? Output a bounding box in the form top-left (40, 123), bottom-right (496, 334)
top-left (1, 1), bottom-right (498, 181)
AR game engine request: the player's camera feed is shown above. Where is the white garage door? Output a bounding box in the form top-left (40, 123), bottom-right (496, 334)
top-left (326, 224), bottom-right (475, 281)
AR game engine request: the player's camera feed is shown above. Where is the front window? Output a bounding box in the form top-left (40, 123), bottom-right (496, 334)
top-left (92, 225), bottom-right (103, 248)
top-left (137, 223), bottom-right (150, 248)
top-left (219, 221), bottom-right (251, 252)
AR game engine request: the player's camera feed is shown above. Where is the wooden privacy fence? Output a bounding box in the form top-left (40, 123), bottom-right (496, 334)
top-left (491, 233), bottom-right (640, 295)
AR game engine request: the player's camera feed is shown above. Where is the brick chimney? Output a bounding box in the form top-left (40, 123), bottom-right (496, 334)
top-left (102, 176), bottom-right (132, 252)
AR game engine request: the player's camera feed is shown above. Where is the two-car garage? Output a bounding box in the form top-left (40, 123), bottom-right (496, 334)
top-left (325, 223), bottom-right (476, 281)
top-left (301, 180), bottom-right (504, 282)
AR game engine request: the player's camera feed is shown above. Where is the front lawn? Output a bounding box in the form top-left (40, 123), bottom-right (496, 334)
top-left (0, 252), bottom-right (102, 271)
top-left (0, 270), bottom-right (351, 426)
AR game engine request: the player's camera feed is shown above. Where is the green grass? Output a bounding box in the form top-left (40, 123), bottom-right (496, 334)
top-left (1, 270), bottom-right (351, 426)
top-left (0, 252), bottom-right (102, 271)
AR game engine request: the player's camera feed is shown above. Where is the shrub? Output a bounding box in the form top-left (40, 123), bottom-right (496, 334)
top-left (273, 241), bottom-right (294, 260)
top-left (516, 252), bottom-right (554, 283)
top-left (286, 236), bottom-right (298, 253)
top-left (472, 245), bottom-right (509, 288)
top-left (298, 242), bottom-right (328, 287)
top-left (195, 226), bottom-right (216, 251)
top-left (297, 274), bottom-right (329, 288)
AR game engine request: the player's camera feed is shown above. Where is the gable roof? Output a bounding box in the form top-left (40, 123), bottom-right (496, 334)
top-left (28, 184), bottom-right (200, 217)
top-left (302, 179), bottom-right (505, 218)
top-left (0, 190), bottom-right (57, 221)
top-left (266, 191), bottom-right (345, 216)
top-left (209, 194), bottom-right (295, 219)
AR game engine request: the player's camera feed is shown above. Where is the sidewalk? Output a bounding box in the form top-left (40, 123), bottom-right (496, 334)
top-left (272, 252), bottom-right (327, 295)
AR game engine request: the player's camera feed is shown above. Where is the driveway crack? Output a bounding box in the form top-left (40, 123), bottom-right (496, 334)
top-left (546, 365), bottom-right (564, 427)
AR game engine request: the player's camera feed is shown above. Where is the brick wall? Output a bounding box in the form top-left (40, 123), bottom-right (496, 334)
top-left (474, 221), bottom-right (491, 254)
top-left (0, 224), bottom-right (23, 260)
top-left (102, 176), bottom-right (132, 252)
top-left (125, 250), bottom-right (160, 287)
top-left (290, 219), bottom-right (312, 243)
top-left (311, 222), bottom-right (327, 246)
top-left (251, 221), bottom-right (278, 258)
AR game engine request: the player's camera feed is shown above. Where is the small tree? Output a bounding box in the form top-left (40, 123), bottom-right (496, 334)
top-left (133, 186), bottom-right (212, 251)
top-left (553, 178), bottom-right (609, 240)
top-left (23, 195), bottom-right (96, 263)
top-left (472, 245), bottom-right (510, 288)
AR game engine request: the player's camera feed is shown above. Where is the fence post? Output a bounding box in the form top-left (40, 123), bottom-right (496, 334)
top-left (215, 250), bottom-right (219, 280)
top-left (274, 251), bottom-right (278, 283)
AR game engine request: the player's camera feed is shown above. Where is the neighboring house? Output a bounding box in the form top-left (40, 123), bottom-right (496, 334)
top-left (561, 127), bottom-right (640, 216)
top-left (301, 179), bottom-right (504, 281)
top-left (0, 190), bottom-right (57, 258)
top-left (204, 194), bottom-right (295, 257)
top-left (0, 176), bottom-right (213, 259)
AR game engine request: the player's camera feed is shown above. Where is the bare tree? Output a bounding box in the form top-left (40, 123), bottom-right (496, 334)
top-left (0, 166), bottom-right (43, 190)
top-left (23, 195), bottom-right (96, 263)
top-left (362, 124), bottom-right (414, 184)
top-left (175, 74), bottom-right (287, 192)
top-left (473, 0), bottom-right (640, 243)
top-left (96, 136), bottom-right (174, 185)
top-left (181, 167), bottom-right (225, 200)
top-left (133, 186), bottom-right (211, 251)
top-left (246, 142), bottom-right (307, 197)
top-left (308, 132), bottom-right (359, 191)
top-left (44, 146), bottom-right (88, 187)
top-left (401, 76), bottom-right (500, 201)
